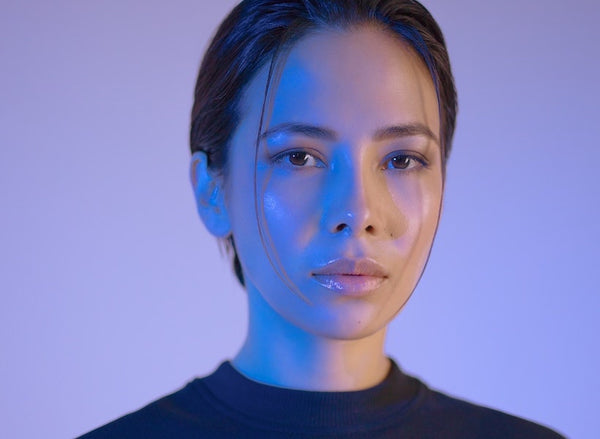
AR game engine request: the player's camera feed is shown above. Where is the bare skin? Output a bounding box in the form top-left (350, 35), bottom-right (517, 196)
top-left (191, 25), bottom-right (442, 391)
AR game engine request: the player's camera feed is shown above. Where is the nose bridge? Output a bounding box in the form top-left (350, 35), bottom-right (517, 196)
top-left (323, 149), bottom-right (377, 234)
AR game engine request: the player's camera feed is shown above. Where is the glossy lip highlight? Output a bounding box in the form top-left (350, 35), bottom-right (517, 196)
top-left (312, 258), bottom-right (388, 296)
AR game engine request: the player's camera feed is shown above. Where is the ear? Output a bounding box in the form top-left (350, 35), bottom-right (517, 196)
top-left (190, 151), bottom-right (231, 238)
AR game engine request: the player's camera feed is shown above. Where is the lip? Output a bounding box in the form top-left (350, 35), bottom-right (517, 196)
top-left (312, 258), bottom-right (388, 296)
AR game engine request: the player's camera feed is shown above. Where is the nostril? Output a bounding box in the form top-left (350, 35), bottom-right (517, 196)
top-left (335, 223), bottom-right (348, 232)
top-left (333, 223), bottom-right (376, 234)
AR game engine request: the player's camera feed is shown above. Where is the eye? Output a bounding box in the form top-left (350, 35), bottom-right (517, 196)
top-left (273, 150), bottom-right (324, 168)
top-left (383, 153), bottom-right (426, 171)
top-left (288, 151), bottom-right (312, 166)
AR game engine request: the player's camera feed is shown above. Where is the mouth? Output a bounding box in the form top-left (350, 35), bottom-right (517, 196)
top-left (312, 258), bottom-right (388, 296)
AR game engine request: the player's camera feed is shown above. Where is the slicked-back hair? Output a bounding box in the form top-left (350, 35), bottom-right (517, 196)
top-left (190, 0), bottom-right (457, 286)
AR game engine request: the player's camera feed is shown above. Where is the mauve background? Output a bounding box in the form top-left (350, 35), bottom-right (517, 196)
top-left (1, 1), bottom-right (598, 437)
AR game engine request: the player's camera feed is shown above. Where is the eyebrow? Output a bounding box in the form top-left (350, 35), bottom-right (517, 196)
top-left (260, 122), bottom-right (438, 144)
top-left (372, 124), bottom-right (439, 144)
top-left (260, 123), bottom-right (336, 141)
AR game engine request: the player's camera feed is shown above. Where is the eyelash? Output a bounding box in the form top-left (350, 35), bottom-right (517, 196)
top-left (272, 149), bottom-right (325, 168)
top-left (381, 152), bottom-right (428, 172)
top-left (271, 149), bottom-right (428, 172)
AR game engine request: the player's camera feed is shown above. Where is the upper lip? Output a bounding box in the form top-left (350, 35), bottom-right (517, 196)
top-left (312, 258), bottom-right (388, 277)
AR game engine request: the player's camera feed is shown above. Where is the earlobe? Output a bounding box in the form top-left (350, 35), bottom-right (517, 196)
top-left (190, 151), bottom-right (231, 238)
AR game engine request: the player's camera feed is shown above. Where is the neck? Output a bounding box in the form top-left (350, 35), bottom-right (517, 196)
top-left (232, 286), bottom-right (390, 391)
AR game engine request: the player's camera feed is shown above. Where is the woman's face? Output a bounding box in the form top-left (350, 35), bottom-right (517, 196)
top-left (223, 25), bottom-right (442, 340)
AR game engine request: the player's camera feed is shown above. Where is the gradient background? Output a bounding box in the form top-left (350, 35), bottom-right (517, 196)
top-left (1, 1), bottom-right (598, 438)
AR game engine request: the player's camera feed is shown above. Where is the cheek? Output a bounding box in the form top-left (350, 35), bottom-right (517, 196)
top-left (386, 173), bottom-right (442, 252)
top-left (261, 174), bottom-right (322, 249)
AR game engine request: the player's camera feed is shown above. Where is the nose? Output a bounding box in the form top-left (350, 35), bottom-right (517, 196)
top-left (321, 156), bottom-right (381, 237)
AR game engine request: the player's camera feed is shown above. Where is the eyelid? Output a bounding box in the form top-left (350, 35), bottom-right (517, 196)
top-left (381, 150), bottom-right (429, 170)
top-left (271, 147), bottom-right (326, 167)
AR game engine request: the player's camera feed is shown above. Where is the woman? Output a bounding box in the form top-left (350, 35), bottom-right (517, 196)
top-left (80, 0), bottom-right (563, 437)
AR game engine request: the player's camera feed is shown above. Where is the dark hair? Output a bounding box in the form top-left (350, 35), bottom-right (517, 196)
top-left (190, 0), bottom-right (457, 286)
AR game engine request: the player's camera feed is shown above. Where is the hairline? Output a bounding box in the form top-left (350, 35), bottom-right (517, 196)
top-left (222, 21), bottom-right (443, 179)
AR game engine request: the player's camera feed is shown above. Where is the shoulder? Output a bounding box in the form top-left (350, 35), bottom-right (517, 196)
top-left (76, 377), bottom-right (225, 439)
top-left (405, 381), bottom-right (565, 439)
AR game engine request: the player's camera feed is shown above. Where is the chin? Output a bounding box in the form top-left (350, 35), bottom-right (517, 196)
top-left (292, 302), bottom-right (395, 341)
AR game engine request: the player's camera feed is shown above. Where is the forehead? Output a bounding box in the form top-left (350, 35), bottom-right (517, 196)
top-left (239, 25), bottom-right (440, 143)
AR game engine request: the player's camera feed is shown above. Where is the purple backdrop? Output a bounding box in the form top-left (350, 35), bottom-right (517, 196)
top-left (1, 1), bottom-right (598, 437)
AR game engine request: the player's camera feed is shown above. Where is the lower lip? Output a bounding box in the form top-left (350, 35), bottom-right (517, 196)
top-left (312, 274), bottom-right (386, 296)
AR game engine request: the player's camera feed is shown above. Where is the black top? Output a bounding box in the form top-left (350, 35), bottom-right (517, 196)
top-left (78, 360), bottom-right (564, 438)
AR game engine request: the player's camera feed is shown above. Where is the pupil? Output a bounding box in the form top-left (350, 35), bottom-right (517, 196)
top-left (393, 156), bottom-right (410, 169)
top-left (290, 152), bottom-right (307, 166)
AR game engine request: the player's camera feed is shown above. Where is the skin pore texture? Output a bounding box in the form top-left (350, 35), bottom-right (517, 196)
top-left (191, 25), bottom-right (443, 391)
